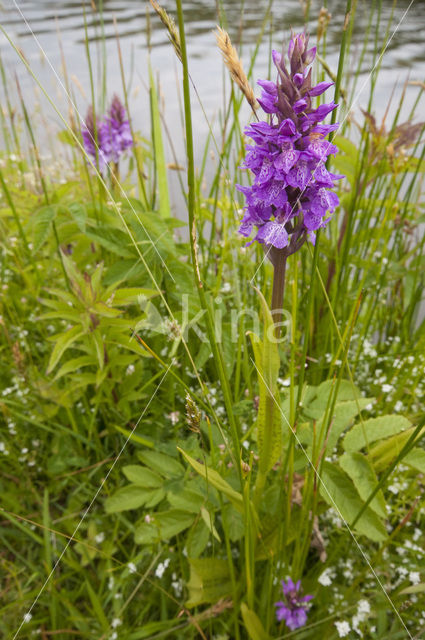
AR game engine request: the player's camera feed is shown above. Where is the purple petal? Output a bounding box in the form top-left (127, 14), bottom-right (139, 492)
top-left (308, 81), bottom-right (334, 97)
top-left (256, 220), bottom-right (289, 248)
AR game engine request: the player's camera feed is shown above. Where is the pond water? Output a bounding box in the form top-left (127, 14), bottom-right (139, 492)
top-left (0, 1), bottom-right (424, 172)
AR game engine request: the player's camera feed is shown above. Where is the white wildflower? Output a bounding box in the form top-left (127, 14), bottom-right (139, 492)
top-left (127, 562), bottom-right (137, 574)
top-left (155, 558), bottom-right (170, 579)
top-left (318, 567), bottom-right (334, 586)
top-left (111, 618), bottom-right (122, 629)
top-left (409, 571), bottom-right (421, 585)
top-left (335, 620), bottom-right (351, 637)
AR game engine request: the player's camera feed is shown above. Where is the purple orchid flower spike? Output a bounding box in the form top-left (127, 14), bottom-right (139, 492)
top-left (275, 578), bottom-right (314, 630)
top-left (237, 31), bottom-right (343, 262)
top-left (81, 96), bottom-right (133, 172)
top-left (81, 106), bottom-right (112, 172)
top-left (106, 94), bottom-right (133, 163)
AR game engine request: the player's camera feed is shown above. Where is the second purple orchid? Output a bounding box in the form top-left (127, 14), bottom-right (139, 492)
top-left (237, 32), bottom-right (343, 253)
top-left (81, 95), bottom-right (133, 172)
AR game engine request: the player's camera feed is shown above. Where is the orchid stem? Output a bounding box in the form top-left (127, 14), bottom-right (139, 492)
top-left (271, 248), bottom-right (288, 338)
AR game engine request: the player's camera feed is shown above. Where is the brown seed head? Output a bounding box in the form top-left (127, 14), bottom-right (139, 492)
top-left (215, 26), bottom-right (258, 115)
top-left (149, 0), bottom-right (182, 62)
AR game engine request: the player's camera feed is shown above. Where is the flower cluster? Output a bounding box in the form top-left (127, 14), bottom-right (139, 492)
top-left (274, 578), bottom-right (313, 630)
top-left (81, 95), bottom-right (133, 171)
top-left (237, 33), bottom-right (343, 252)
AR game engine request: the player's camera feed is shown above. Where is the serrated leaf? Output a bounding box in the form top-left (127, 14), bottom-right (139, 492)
top-left (343, 415), bottom-right (412, 452)
top-left (85, 228), bottom-right (134, 257)
top-left (177, 447), bottom-right (243, 511)
top-left (32, 205), bottom-right (56, 252)
top-left (186, 557), bottom-right (232, 607)
top-left (325, 398), bottom-right (373, 451)
top-left (241, 603), bottom-right (270, 640)
top-left (122, 465), bottom-right (163, 488)
top-left (339, 452), bottom-right (387, 517)
top-left (68, 202), bottom-right (87, 232)
top-left (320, 462), bottom-right (387, 542)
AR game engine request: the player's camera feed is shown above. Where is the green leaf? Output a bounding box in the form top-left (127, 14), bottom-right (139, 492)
top-left (339, 452), bottom-right (387, 518)
top-left (113, 287), bottom-right (158, 306)
top-left (201, 506), bottom-right (221, 542)
top-left (343, 415), bottom-right (412, 452)
top-left (32, 205), bottom-right (56, 252)
top-left (47, 325), bottom-right (85, 373)
top-left (303, 380), bottom-right (363, 420)
top-left (85, 228), bottom-right (134, 258)
top-left (369, 426), bottom-right (424, 471)
top-left (167, 488), bottom-right (205, 513)
top-left (241, 603), bottom-right (270, 640)
top-left (186, 557), bottom-right (232, 607)
top-left (222, 503), bottom-right (245, 541)
top-left (85, 580), bottom-right (109, 632)
top-left (177, 447), bottom-right (243, 511)
top-left (54, 355), bottom-right (96, 380)
top-left (403, 447), bottom-right (425, 473)
top-left (68, 202), bottom-right (87, 232)
top-left (325, 398), bottom-right (373, 451)
top-left (105, 485), bottom-right (162, 513)
top-left (186, 518), bottom-right (210, 558)
top-left (138, 450), bottom-right (184, 478)
top-left (134, 509), bottom-right (194, 544)
top-left (149, 62), bottom-right (170, 218)
top-left (114, 425), bottom-right (154, 448)
top-left (122, 465), bottom-right (163, 488)
top-left (320, 462), bottom-right (387, 542)
top-left (248, 287), bottom-right (282, 475)
top-left (399, 583), bottom-right (425, 595)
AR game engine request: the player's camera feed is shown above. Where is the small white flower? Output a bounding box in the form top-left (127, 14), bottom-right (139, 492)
top-left (168, 411), bottom-right (180, 426)
top-left (110, 633), bottom-right (118, 640)
top-left (111, 618), bottom-right (122, 629)
top-left (127, 562), bottom-right (137, 574)
top-left (382, 384), bottom-right (394, 394)
top-left (318, 568), bottom-right (334, 586)
top-left (357, 599), bottom-right (370, 615)
top-left (155, 558), bottom-right (170, 579)
top-left (409, 571), bottom-right (421, 585)
top-left (95, 532), bottom-right (105, 544)
top-left (335, 620), bottom-right (351, 637)
top-left (394, 400), bottom-right (403, 412)
top-left (108, 577), bottom-right (115, 590)
top-left (23, 613), bottom-right (32, 623)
